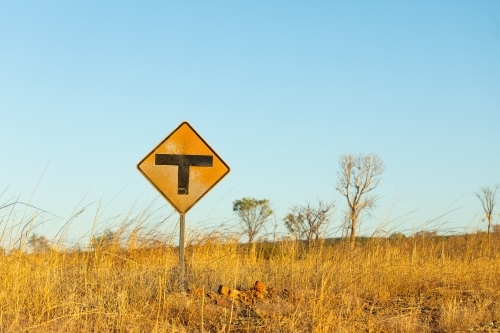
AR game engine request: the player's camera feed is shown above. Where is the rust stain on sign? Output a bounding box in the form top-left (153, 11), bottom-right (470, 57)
top-left (137, 122), bottom-right (230, 214)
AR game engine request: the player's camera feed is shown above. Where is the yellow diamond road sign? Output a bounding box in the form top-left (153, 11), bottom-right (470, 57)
top-left (137, 122), bottom-right (230, 214)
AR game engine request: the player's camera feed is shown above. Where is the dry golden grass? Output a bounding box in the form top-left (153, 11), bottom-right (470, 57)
top-left (1, 219), bottom-right (500, 332)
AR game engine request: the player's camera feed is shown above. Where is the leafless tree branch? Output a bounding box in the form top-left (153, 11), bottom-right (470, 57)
top-left (336, 154), bottom-right (384, 247)
top-left (476, 184), bottom-right (499, 235)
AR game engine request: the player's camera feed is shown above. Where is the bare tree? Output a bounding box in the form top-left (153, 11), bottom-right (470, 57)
top-left (476, 184), bottom-right (499, 235)
top-left (90, 228), bottom-right (119, 250)
top-left (336, 154), bottom-right (385, 247)
top-left (28, 233), bottom-right (51, 254)
top-left (414, 230), bottom-right (438, 238)
top-left (233, 198), bottom-right (273, 244)
top-left (284, 200), bottom-right (334, 249)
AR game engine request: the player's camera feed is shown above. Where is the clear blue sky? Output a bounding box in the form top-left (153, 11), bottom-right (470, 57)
top-left (1, 1), bottom-right (499, 244)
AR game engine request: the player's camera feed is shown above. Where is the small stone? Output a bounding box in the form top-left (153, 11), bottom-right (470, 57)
top-left (215, 297), bottom-right (231, 307)
top-left (218, 285), bottom-right (230, 296)
top-left (254, 281), bottom-right (265, 293)
top-left (229, 289), bottom-right (240, 299)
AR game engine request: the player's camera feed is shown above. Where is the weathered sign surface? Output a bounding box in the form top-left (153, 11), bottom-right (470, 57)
top-left (137, 121), bottom-right (230, 214)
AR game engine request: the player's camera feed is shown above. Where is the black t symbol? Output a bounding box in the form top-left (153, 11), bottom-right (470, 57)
top-left (155, 154), bottom-right (213, 194)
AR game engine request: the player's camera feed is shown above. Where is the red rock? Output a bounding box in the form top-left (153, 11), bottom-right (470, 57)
top-left (215, 297), bottom-right (230, 307)
top-left (254, 281), bottom-right (265, 293)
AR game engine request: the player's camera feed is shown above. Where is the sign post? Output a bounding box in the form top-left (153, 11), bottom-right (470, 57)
top-left (137, 121), bottom-right (230, 290)
top-left (179, 213), bottom-right (185, 289)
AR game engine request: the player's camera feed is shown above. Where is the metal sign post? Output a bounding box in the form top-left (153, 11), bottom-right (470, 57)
top-left (137, 122), bottom-right (230, 291)
top-left (179, 213), bottom-right (185, 290)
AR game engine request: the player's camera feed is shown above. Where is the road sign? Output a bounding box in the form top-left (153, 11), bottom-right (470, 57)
top-left (137, 121), bottom-right (230, 214)
top-left (137, 121), bottom-right (230, 291)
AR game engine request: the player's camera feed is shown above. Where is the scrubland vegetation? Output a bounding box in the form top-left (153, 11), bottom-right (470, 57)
top-left (1, 220), bottom-right (500, 332)
top-left (1, 154), bottom-right (498, 332)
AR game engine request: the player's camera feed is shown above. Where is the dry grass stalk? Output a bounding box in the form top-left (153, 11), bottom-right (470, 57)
top-left (0, 229), bottom-right (499, 332)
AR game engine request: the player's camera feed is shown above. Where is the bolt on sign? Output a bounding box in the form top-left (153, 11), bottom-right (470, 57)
top-left (137, 121), bottom-right (230, 214)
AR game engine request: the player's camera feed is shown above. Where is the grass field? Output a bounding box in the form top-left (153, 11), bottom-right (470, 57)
top-left (1, 224), bottom-right (499, 332)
